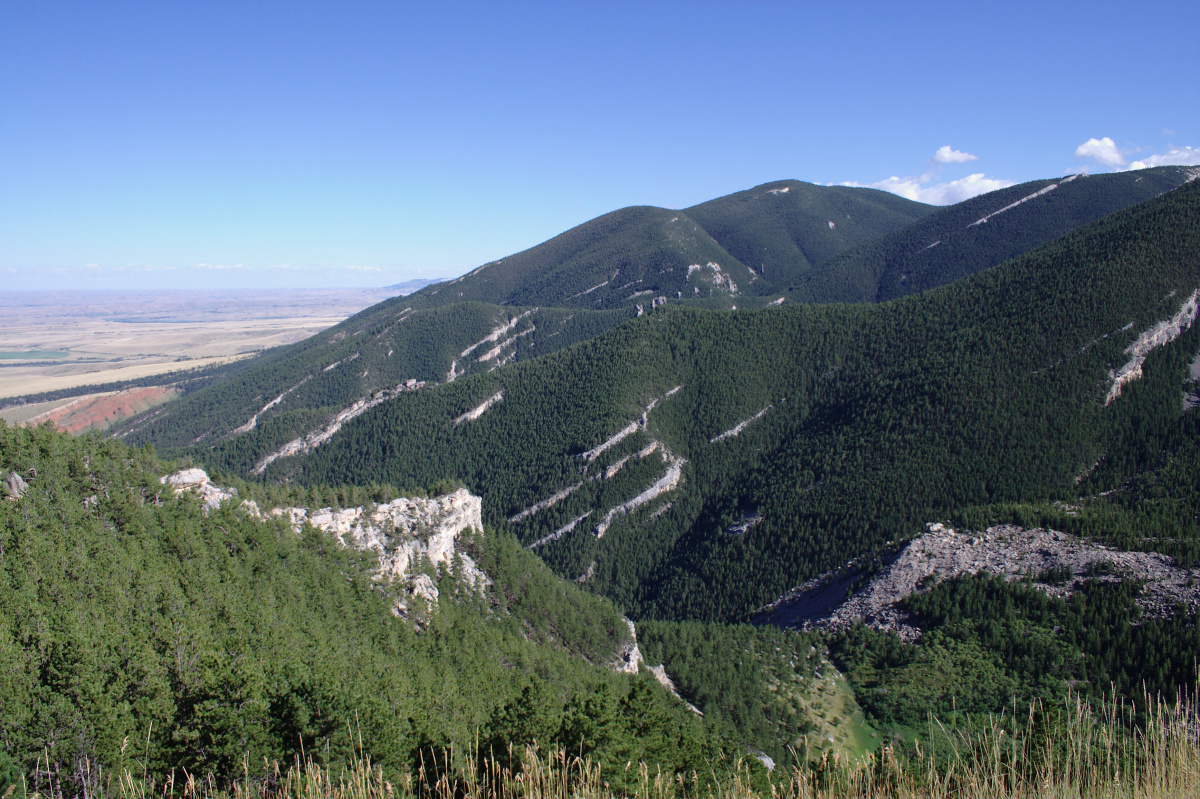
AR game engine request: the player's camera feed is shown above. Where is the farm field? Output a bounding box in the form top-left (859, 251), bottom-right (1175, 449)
top-left (0, 288), bottom-right (399, 399)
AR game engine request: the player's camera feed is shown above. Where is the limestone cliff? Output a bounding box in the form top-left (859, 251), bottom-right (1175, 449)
top-left (758, 523), bottom-right (1200, 641)
top-left (161, 469), bottom-right (487, 619)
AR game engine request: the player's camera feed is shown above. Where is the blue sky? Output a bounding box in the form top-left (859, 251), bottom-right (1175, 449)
top-left (2, 1), bottom-right (1197, 290)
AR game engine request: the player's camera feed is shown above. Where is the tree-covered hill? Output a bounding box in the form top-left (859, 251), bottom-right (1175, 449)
top-left (0, 422), bottom-right (769, 796)
top-left (242, 179), bottom-right (1199, 624)
top-left (107, 170), bottom-right (1193, 464)
top-left (397, 180), bottom-right (935, 311)
top-left (792, 165), bottom-right (1196, 304)
top-left (107, 177), bottom-right (933, 456)
top-left (683, 181), bottom-right (936, 290)
top-left (111, 302), bottom-right (635, 452)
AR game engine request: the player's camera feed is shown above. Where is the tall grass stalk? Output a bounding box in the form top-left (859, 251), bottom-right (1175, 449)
top-left (16, 688), bottom-right (1198, 799)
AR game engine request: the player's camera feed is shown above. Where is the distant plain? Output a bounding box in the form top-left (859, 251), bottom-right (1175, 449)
top-left (0, 288), bottom-right (401, 402)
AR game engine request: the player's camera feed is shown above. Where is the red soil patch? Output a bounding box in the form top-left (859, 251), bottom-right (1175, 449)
top-left (26, 386), bottom-right (178, 434)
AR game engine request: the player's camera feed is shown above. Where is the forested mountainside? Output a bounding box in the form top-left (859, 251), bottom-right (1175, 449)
top-left (111, 303), bottom-right (635, 451)
top-left (393, 167), bottom-right (1192, 313)
top-left (229, 179), bottom-right (1199, 624)
top-left (397, 181), bottom-right (934, 311)
top-left (8, 177), bottom-right (1200, 797)
top-left (106, 169), bottom-right (1193, 464)
top-left (791, 165), bottom-right (1197, 304)
top-left (0, 422), bottom-right (785, 796)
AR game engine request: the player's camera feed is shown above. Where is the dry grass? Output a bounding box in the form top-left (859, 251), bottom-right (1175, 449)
top-left (0, 289), bottom-right (397, 399)
top-left (14, 688), bottom-right (1198, 799)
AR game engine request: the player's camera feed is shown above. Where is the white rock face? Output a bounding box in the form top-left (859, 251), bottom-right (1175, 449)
top-left (454, 391), bottom-right (504, 425)
top-left (968, 182), bottom-right (1060, 227)
top-left (161, 468), bottom-right (236, 510)
top-left (3, 471), bottom-right (29, 501)
top-left (594, 456), bottom-right (685, 538)
top-left (461, 309), bottom-right (537, 358)
top-left (162, 469), bottom-right (488, 618)
top-left (509, 481), bottom-right (583, 524)
top-left (1106, 289), bottom-right (1199, 404)
top-left (233, 376), bottom-right (312, 435)
top-left (274, 488), bottom-right (490, 615)
top-left (528, 511), bottom-right (592, 550)
top-left (648, 664), bottom-right (703, 716)
top-left (709, 404), bottom-right (772, 444)
top-left (758, 523), bottom-right (1200, 642)
top-left (612, 618), bottom-right (642, 674)
top-left (252, 381), bottom-right (426, 475)
top-left (479, 327), bottom-right (534, 363)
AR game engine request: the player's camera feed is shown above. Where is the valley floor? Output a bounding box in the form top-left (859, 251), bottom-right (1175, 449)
top-left (0, 288), bottom-right (400, 399)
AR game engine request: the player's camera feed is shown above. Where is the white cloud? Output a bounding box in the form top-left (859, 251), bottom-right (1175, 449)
top-left (1075, 137), bottom-right (1126, 168)
top-left (1074, 137), bottom-right (1200, 172)
top-left (344, 265), bottom-right (381, 272)
top-left (844, 171), bottom-right (1015, 205)
top-left (1128, 145), bottom-right (1200, 170)
top-left (196, 262), bottom-right (244, 270)
top-left (933, 145), bottom-right (978, 164)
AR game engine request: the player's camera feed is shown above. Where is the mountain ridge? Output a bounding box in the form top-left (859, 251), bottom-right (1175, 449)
top-left (261, 179), bottom-right (1200, 625)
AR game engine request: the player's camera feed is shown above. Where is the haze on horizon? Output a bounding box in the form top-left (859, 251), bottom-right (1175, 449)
top-left (2, 0), bottom-right (1197, 291)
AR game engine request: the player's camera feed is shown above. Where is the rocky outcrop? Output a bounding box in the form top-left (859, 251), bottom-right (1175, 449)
top-left (758, 523), bottom-right (1200, 642)
top-left (272, 487), bottom-right (489, 618)
top-left (612, 618), bottom-right (642, 674)
top-left (514, 387), bottom-right (685, 541)
top-left (161, 468), bottom-right (236, 510)
top-left (252, 380), bottom-right (425, 474)
top-left (1186, 349), bottom-right (1200, 410)
top-left (968, 177), bottom-right (1074, 227)
top-left (580, 387), bottom-right (681, 464)
top-left (234, 376), bottom-right (312, 435)
top-left (567, 282), bottom-right (607, 300)
top-left (648, 664), bottom-right (703, 716)
top-left (710, 405), bottom-right (772, 444)
top-left (1106, 289), bottom-right (1198, 404)
top-left (460, 309), bottom-right (536, 358)
top-left (581, 422), bottom-right (639, 463)
top-left (479, 327), bottom-right (534, 363)
top-left (528, 511), bottom-right (592, 550)
top-left (162, 469), bottom-right (488, 620)
top-left (454, 391), bottom-right (503, 425)
top-left (594, 455), bottom-right (685, 538)
top-left (511, 482), bottom-right (584, 524)
top-left (686, 262), bottom-right (738, 295)
top-left (3, 471), bottom-right (28, 501)
top-left (613, 619), bottom-right (704, 716)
